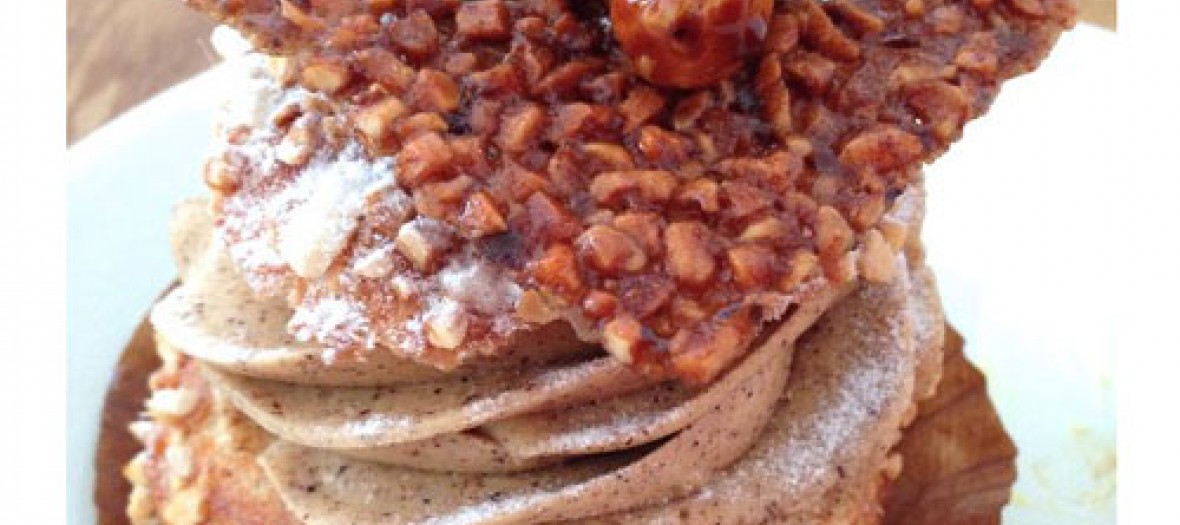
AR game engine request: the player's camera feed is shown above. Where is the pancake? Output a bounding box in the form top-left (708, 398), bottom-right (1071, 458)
top-left (127, 221), bottom-right (944, 524)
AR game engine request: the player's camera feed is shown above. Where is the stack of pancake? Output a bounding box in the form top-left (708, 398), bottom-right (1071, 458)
top-left (122, 0), bottom-right (1075, 523)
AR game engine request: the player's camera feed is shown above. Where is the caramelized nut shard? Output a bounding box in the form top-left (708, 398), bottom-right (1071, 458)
top-left (301, 59), bottom-right (351, 94)
top-left (665, 221), bottom-right (716, 287)
top-left (577, 224), bottom-right (648, 274)
top-left (146, 388), bottom-right (198, 418)
top-left (516, 289), bottom-right (561, 324)
top-left (878, 216), bottom-right (909, 251)
top-left (408, 69), bottom-right (460, 113)
top-left (355, 97), bottom-right (408, 144)
top-left (456, 0), bottom-right (511, 41)
top-left (740, 216), bottom-right (790, 243)
top-left (398, 132), bottom-right (454, 186)
top-left (602, 315), bottom-right (643, 364)
top-left (765, 13), bottom-right (800, 54)
top-left (613, 212), bottom-right (664, 255)
top-left (391, 9), bottom-right (440, 59)
top-left (425, 299), bottom-right (470, 349)
top-left (126, 484), bottom-right (155, 525)
top-left (799, 0), bottom-right (861, 61)
top-left (590, 170), bottom-right (678, 205)
top-left (815, 205), bottom-right (854, 254)
top-left (395, 217), bottom-right (454, 271)
top-left (356, 48), bottom-right (416, 92)
top-left (669, 307), bottom-right (754, 384)
top-left (522, 191), bottom-right (582, 242)
top-left (839, 126), bottom-right (924, 172)
top-left (955, 32), bottom-right (1000, 75)
top-left (619, 85), bottom-right (665, 132)
top-left (675, 178), bottom-right (721, 213)
top-left (780, 250), bottom-right (819, 291)
top-left (529, 243), bottom-right (585, 297)
top-left (583, 143), bottom-right (636, 170)
top-left (161, 482), bottom-right (208, 525)
top-left (459, 191), bottom-right (508, 237)
top-left (829, 0), bottom-right (886, 35)
top-left (583, 290), bottom-right (619, 318)
top-left (859, 228), bottom-right (896, 283)
top-left (497, 103), bottom-right (547, 153)
top-left (727, 244), bottom-right (778, 290)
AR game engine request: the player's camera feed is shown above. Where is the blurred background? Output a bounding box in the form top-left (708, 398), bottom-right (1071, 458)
top-left (66, 0), bottom-right (1116, 145)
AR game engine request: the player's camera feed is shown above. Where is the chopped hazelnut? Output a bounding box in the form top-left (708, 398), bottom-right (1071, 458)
top-left (408, 69), bottom-right (460, 113)
top-left (665, 221), bottom-right (716, 287)
top-left (529, 243), bottom-right (585, 297)
top-left (602, 315), bottom-right (644, 364)
top-left (459, 191), bottom-right (508, 237)
top-left (858, 229), bottom-right (896, 283)
top-left (577, 224), bottom-right (648, 274)
top-left (582, 290), bottom-right (619, 319)
top-left (780, 250), bottom-right (819, 291)
top-left (395, 217), bottom-right (454, 271)
top-left (582, 143), bottom-right (636, 170)
top-left (619, 85), bottom-right (665, 132)
top-left (740, 217), bottom-right (790, 243)
top-left (613, 212), bottom-right (663, 255)
top-left (355, 97), bottom-right (408, 145)
top-left (815, 205), bottom-right (854, 254)
top-left (877, 216), bottom-right (909, 251)
top-left (397, 132), bottom-right (453, 186)
top-left (516, 289), bottom-right (561, 324)
top-left (726, 244), bottom-right (778, 290)
top-left (674, 178), bottom-right (721, 214)
top-left (590, 170), bottom-right (678, 205)
top-left (146, 387), bottom-right (198, 418)
top-left (497, 103), bottom-right (547, 153)
top-left (300, 59), bottom-right (351, 94)
top-left (390, 9), bottom-right (439, 60)
top-left (456, 0), bottom-right (511, 41)
top-left (425, 299), bottom-right (469, 349)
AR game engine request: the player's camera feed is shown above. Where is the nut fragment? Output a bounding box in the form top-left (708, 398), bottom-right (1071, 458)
top-left (577, 224), bottom-right (648, 274)
top-left (407, 69), bottom-right (460, 113)
top-left (497, 103), bottom-right (547, 153)
top-left (740, 216), bottom-right (790, 243)
top-left (602, 315), bottom-right (644, 364)
top-left (665, 221), bottom-right (716, 287)
top-left (590, 170), bottom-right (678, 205)
top-left (839, 126), bottom-right (924, 172)
top-left (877, 216), bottom-right (909, 251)
top-left (425, 299), bottom-right (470, 349)
top-left (674, 178), bottom-right (721, 213)
top-left (619, 85), bottom-right (665, 132)
top-left (146, 387), bottom-right (199, 418)
top-left (815, 205), bottom-right (854, 254)
top-left (397, 132), bottom-right (453, 186)
top-left (459, 191), bottom-right (508, 237)
top-left (858, 229), bottom-right (896, 283)
top-left (582, 290), bottom-right (619, 319)
top-left (390, 9), bottom-right (439, 59)
top-left (613, 212), bottom-right (663, 255)
top-left (161, 482), bottom-right (208, 525)
top-left (300, 59), bottom-right (351, 94)
top-left (395, 217), bottom-right (454, 271)
top-left (456, 0), bottom-right (511, 41)
top-left (516, 289), bottom-right (561, 324)
top-left (529, 243), bottom-right (585, 297)
top-left (779, 250), bottom-right (819, 290)
top-left (583, 143), bottom-right (635, 170)
top-left (355, 97), bottom-right (408, 145)
top-left (726, 244), bottom-right (778, 290)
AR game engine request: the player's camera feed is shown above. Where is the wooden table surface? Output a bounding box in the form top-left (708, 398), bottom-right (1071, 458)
top-left (67, 0), bottom-right (1116, 145)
